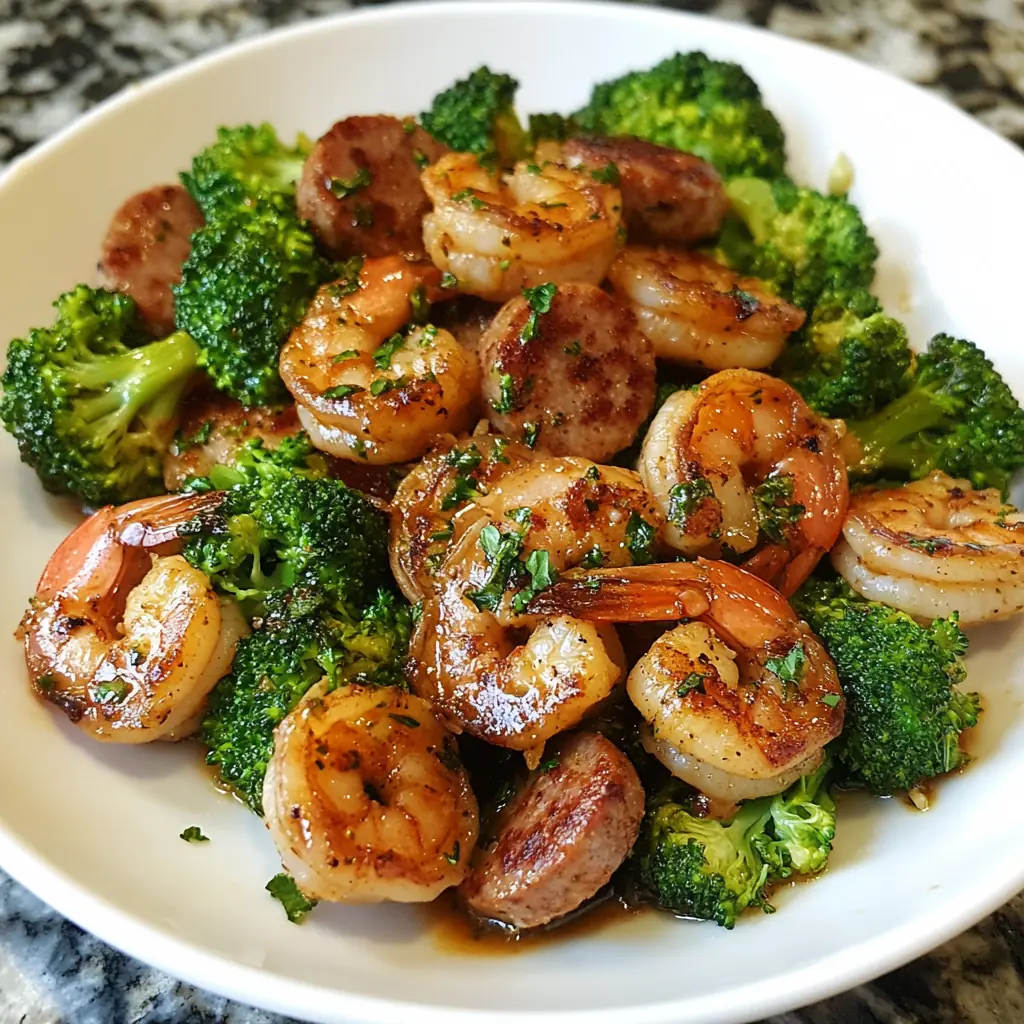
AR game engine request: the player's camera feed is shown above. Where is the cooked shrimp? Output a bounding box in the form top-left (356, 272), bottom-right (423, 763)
top-left (279, 255), bottom-right (479, 464)
top-left (639, 368), bottom-right (848, 595)
top-left (297, 115), bottom-right (449, 259)
top-left (479, 281), bottom-right (656, 462)
top-left (408, 457), bottom-right (663, 761)
top-left (263, 683), bottom-right (479, 904)
top-left (389, 432), bottom-right (537, 603)
top-left (19, 492), bottom-right (248, 742)
top-left (608, 247), bottom-right (805, 370)
top-left (832, 472), bottom-right (1024, 625)
top-left (527, 559), bottom-right (844, 806)
top-left (547, 136), bottom-right (727, 245)
top-left (421, 153), bottom-right (623, 302)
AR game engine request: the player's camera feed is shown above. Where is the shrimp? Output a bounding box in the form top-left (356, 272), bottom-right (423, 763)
top-left (297, 115), bottom-right (449, 259)
top-left (832, 472), bottom-right (1024, 625)
top-left (389, 432), bottom-right (537, 603)
top-left (479, 281), bottom-right (656, 463)
top-left (527, 559), bottom-right (845, 807)
top-left (546, 136), bottom-right (728, 245)
top-left (408, 456), bottom-right (664, 762)
top-left (607, 247), bottom-right (805, 370)
top-left (263, 683), bottom-right (479, 904)
top-left (278, 255), bottom-right (479, 464)
top-left (639, 368), bottom-right (848, 595)
top-left (421, 153), bottom-right (624, 303)
top-left (19, 492), bottom-right (248, 742)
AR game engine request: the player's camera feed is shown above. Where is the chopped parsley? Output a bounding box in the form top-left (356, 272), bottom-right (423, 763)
top-left (440, 272), bottom-right (458, 289)
top-left (590, 162), bottom-right (620, 186)
top-left (821, 693), bottom-right (842, 709)
top-left (174, 420), bottom-right (212, 452)
top-left (563, 340), bottom-right (582, 356)
top-left (522, 422), bottom-right (540, 448)
top-left (728, 288), bottom-right (760, 321)
top-left (412, 149), bottom-right (430, 169)
top-left (180, 826), bottom-right (209, 843)
top-left (90, 679), bottom-right (130, 705)
top-left (369, 376), bottom-right (407, 397)
top-left (753, 476), bottom-right (805, 544)
top-left (444, 841), bottom-right (461, 865)
top-left (409, 284), bottom-right (430, 325)
top-left (323, 383), bottom-right (364, 401)
top-left (677, 672), bottom-right (705, 697)
top-left (668, 477), bottom-right (716, 529)
top-left (520, 282), bottom-right (558, 343)
top-left (492, 372), bottom-right (519, 414)
top-left (906, 537), bottom-right (949, 554)
top-left (326, 256), bottom-right (363, 298)
top-left (466, 524), bottom-right (526, 613)
top-left (372, 332), bottom-right (406, 369)
top-left (441, 444), bottom-right (485, 510)
top-left (266, 874), bottom-right (318, 924)
top-left (765, 643), bottom-right (807, 685)
top-left (511, 549), bottom-right (558, 614)
top-left (331, 349), bottom-right (360, 364)
top-left (389, 713), bottom-right (421, 729)
top-left (538, 758), bottom-right (561, 773)
top-left (329, 167), bottom-right (372, 198)
top-left (626, 512), bottom-right (656, 565)
top-left (451, 188), bottom-right (487, 210)
top-left (581, 545), bottom-right (604, 568)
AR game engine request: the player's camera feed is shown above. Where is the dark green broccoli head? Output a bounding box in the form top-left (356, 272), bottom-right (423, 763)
top-left (202, 588), bottom-right (410, 813)
top-left (182, 447), bottom-right (390, 620)
top-left (421, 66), bottom-right (528, 167)
top-left (173, 196), bottom-right (334, 407)
top-left (776, 287), bottom-right (913, 418)
top-left (0, 286), bottom-right (198, 506)
top-left (527, 112), bottom-right (580, 144)
top-left (793, 575), bottom-right (980, 794)
top-left (846, 333), bottom-right (1024, 494)
top-left (182, 123), bottom-right (311, 220)
top-left (573, 51), bottom-right (786, 179)
top-left (715, 178), bottom-right (879, 310)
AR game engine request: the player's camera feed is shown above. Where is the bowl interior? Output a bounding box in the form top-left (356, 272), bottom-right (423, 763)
top-left (0, 5), bottom-right (1023, 1024)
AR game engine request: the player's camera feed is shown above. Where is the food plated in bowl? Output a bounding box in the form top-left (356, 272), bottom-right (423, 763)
top-left (1, 3), bottom-right (1023, 1022)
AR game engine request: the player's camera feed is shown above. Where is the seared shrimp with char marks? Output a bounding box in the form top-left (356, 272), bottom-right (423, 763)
top-left (99, 184), bottom-right (204, 336)
top-left (410, 458), bottom-right (663, 761)
top-left (527, 559), bottom-right (844, 810)
top-left (279, 255), bottom-right (479, 464)
top-left (479, 282), bottom-right (656, 463)
top-left (832, 472), bottom-right (1024, 625)
top-left (389, 432), bottom-right (537, 603)
top-left (263, 684), bottom-right (479, 903)
top-left (297, 115), bottom-right (449, 259)
top-left (547, 136), bottom-right (727, 245)
top-left (608, 247), bottom-right (806, 370)
top-left (421, 153), bottom-right (624, 303)
top-left (19, 492), bottom-right (248, 742)
top-left (640, 368), bottom-right (848, 595)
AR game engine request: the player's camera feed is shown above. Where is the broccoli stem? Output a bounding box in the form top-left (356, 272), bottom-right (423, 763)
top-left (847, 384), bottom-right (947, 474)
top-left (70, 331), bottom-right (198, 427)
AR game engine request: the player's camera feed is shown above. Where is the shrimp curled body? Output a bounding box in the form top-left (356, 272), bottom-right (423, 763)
top-left (279, 255), bottom-right (479, 464)
top-left (263, 684), bottom-right (479, 903)
top-left (527, 559), bottom-right (845, 807)
top-left (832, 472), bottom-right (1024, 625)
top-left (639, 368), bottom-right (848, 595)
top-left (20, 492), bottom-right (247, 742)
top-left (421, 153), bottom-right (624, 303)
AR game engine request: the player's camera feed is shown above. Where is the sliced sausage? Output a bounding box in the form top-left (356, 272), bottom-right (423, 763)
top-left (479, 282), bottom-right (656, 462)
top-left (557, 136), bottom-right (728, 246)
top-left (297, 115), bottom-right (449, 260)
top-left (99, 184), bottom-right (204, 336)
top-left (460, 731), bottom-right (645, 929)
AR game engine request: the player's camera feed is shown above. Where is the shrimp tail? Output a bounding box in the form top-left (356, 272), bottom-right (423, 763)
top-left (526, 563), bottom-right (713, 621)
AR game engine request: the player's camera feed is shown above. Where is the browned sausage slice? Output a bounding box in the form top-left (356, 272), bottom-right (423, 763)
top-left (99, 184), bottom-right (204, 336)
top-left (460, 731), bottom-right (645, 929)
top-left (297, 115), bottom-right (448, 260)
top-left (479, 282), bottom-right (655, 462)
top-left (559, 136), bottom-right (727, 246)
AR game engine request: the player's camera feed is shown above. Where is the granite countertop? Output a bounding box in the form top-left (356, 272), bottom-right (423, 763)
top-left (2, 0), bottom-right (1024, 1021)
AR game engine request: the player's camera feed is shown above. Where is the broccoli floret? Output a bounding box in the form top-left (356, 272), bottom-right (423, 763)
top-left (182, 447), bottom-right (390, 619)
top-left (527, 112), bottom-right (580, 144)
top-left (793, 575), bottom-right (981, 795)
top-left (173, 196), bottom-right (334, 407)
top-left (573, 51), bottom-right (786, 179)
top-left (634, 761), bottom-right (835, 927)
top-left (844, 333), bottom-right (1024, 495)
top-left (202, 588), bottom-right (410, 813)
top-left (421, 66), bottom-right (528, 167)
top-left (0, 286), bottom-right (198, 506)
top-left (182, 123), bottom-right (311, 220)
top-left (776, 288), bottom-right (912, 418)
top-left (715, 178), bottom-right (879, 311)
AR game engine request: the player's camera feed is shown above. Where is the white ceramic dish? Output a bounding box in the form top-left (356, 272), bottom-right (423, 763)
top-left (1, 3), bottom-right (1023, 1022)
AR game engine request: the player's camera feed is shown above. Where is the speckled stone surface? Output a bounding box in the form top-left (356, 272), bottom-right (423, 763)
top-left (1, 1), bottom-right (1023, 1021)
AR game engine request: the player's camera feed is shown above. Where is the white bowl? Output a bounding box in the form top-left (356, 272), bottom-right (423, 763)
top-left (1, 3), bottom-right (1022, 1022)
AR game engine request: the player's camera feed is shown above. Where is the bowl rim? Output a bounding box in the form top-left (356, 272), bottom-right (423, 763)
top-left (2, 3), bottom-right (1023, 1022)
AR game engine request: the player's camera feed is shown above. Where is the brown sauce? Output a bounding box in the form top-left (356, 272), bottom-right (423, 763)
top-left (426, 888), bottom-right (646, 956)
